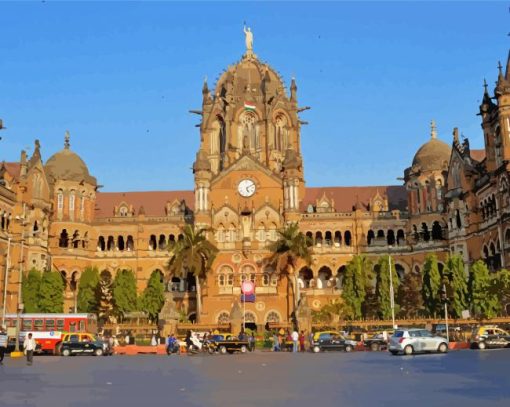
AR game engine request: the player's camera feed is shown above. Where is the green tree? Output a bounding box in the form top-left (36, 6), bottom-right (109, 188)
top-left (77, 267), bottom-right (100, 313)
top-left (491, 268), bottom-right (510, 313)
top-left (141, 270), bottom-right (165, 322)
top-left (98, 272), bottom-right (114, 323)
top-left (468, 260), bottom-right (499, 318)
top-left (267, 222), bottom-right (312, 322)
top-left (38, 271), bottom-right (65, 313)
top-left (397, 271), bottom-right (423, 318)
top-left (443, 255), bottom-right (468, 318)
top-left (341, 255), bottom-right (372, 319)
top-left (168, 225), bottom-right (218, 323)
top-left (112, 269), bottom-right (139, 319)
top-left (374, 256), bottom-right (400, 319)
top-left (421, 254), bottom-right (441, 317)
top-left (22, 268), bottom-right (42, 313)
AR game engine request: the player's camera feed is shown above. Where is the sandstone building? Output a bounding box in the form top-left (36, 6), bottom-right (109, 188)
top-left (2, 40), bottom-right (510, 326)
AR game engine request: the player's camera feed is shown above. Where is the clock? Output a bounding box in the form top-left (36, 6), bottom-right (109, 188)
top-left (238, 179), bottom-right (256, 197)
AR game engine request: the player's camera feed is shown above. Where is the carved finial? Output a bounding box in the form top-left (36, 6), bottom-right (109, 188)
top-left (483, 78), bottom-right (488, 93)
top-left (430, 120), bottom-right (437, 139)
top-left (498, 61), bottom-right (504, 77)
top-left (64, 130), bottom-right (70, 149)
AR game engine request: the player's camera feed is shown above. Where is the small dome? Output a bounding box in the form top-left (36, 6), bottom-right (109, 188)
top-left (412, 138), bottom-right (451, 172)
top-left (44, 132), bottom-right (96, 185)
top-left (411, 121), bottom-right (451, 173)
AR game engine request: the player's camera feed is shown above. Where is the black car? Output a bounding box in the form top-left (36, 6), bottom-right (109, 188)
top-left (363, 334), bottom-right (388, 351)
top-left (60, 338), bottom-right (106, 356)
top-left (209, 336), bottom-right (249, 354)
top-left (312, 335), bottom-right (358, 353)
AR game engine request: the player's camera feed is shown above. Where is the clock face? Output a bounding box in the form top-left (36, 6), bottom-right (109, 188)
top-left (238, 179), bottom-right (256, 197)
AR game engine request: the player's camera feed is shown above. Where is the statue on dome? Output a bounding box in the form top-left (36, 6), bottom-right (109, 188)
top-left (243, 24), bottom-right (253, 52)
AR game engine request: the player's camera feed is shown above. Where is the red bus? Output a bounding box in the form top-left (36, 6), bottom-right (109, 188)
top-left (3, 313), bottom-right (98, 353)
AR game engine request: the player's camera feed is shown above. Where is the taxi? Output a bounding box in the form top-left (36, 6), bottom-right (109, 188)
top-left (313, 331), bottom-right (341, 343)
top-left (55, 332), bottom-right (98, 355)
top-left (470, 325), bottom-right (510, 350)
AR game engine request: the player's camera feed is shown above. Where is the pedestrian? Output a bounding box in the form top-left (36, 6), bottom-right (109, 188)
top-left (291, 330), bottom-right (299, 353)
top-left (0, 326), bottom-right (8, 365)
top-left (23, 333), bottom-right (37, 366)
top-left (108, 336), bottom-right (114, 354)
top-left (308, 331), bottom-right (315, 351)
top-left (272, 331), bottom-right (280, 352)
top-left (151, 334), bottom-right (158, 347)
top-left (113, 336), bottom-right (120, 348)
top-left (299, 330), bottom-right (306, 352)
top-left (124, 332), bottom-right (130, 345)
top-left (249, 333), bottom-right (255, 352)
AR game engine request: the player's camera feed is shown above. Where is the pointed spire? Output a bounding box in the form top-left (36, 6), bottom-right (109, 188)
top-left (64, 130), bottom-right (70, 149)
top-left (506, 50), bottom-right (510, 80)
top-left (498, 60), bottom-right (504, 81)
top-left (202, 76), bottom-right (209, 95)
top-left (430, 120), bottom-right (437, 140)
top-left (290, 77), bottom-right (297, 102)
top-left (453, 127), bottom-right (459, 143)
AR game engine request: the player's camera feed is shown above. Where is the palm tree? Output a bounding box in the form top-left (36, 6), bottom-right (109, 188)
top-left (267, 222), bottom-right (312, 324)
top-left (168, 224), bottom-right (218, 323)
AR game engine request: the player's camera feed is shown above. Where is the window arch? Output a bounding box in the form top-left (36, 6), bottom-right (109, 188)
top-left (217, 265), bottom-right (234, 287)
top-left (344, 230), bottom-right (352, 246)
top-left (217, 311), bottom-right (230, 324)
top-left (265, 310), bottom-right (281, 323)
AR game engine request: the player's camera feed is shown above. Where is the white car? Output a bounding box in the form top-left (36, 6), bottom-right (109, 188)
top-left (389, 328), bottom-right (448, 356)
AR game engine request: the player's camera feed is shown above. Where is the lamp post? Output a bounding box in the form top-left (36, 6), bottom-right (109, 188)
top-left (388, 248), bottom-right (396, 329)
top-left (2, 234), bottom-right (11, 326)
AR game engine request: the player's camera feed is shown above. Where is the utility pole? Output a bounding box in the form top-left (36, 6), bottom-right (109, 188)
top-left (2, 235), bottom-right (11, 325)
top-left (388, 250), bottom-right (396, 329)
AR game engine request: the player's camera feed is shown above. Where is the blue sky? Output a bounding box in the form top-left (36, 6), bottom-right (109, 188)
top-left (0, 1), bottom-right (508, 192)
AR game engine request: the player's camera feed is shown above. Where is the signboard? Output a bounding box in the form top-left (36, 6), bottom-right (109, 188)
top-left (241, 293), bottom-right (256, 303)
top-left (241, 281), bottom-right (255, 295)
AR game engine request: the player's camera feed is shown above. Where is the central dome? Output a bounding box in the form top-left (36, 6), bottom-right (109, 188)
top-left (412, 138), bottom-right (451, 172)
top-left (45, 133), bottom-right (96, 185)
top-left (214, 55), bottom-right (286, 97)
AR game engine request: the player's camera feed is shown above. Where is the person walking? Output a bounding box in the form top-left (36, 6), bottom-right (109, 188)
top-left (249, 333), bottom-right (255, 352)
top-left (23, 333), bottom-right (37, 366)
top-left (0, 326), bottom-right (8, 365)
top-left (151, 334), bottom-right (158, 347)
top-left (272, 331), bottom-right (280, 352)
top-left (299, 330), bottom-right (306, 352)
top-left (291, 330), bottom-right (299, 353)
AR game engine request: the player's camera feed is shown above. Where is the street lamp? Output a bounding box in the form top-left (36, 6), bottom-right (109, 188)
top-left (388, 247), bottom-right (396, 330)
top-left (1, 232), bottom-right (11, 326)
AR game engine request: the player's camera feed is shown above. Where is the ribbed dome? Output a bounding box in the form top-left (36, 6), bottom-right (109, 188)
top-left (45, 133), bottom-right (96, 185)
top-left (214, 56), bottom-right (285, 96)
top-left (412, 138), bottom-right (451, 172)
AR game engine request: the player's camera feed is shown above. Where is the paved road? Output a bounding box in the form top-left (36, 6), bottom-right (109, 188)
top-left (1, 349), bottom-right (509, 407)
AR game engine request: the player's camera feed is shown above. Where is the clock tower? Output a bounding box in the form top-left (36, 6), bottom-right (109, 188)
top-left (192, 35), bottom-right (306, 245)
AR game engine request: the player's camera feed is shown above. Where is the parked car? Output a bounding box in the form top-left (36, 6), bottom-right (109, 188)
top-left (363, 333), bottom-right (388, 351)
top-left (59, 333), bottom-right (107, 356)
top-left (389, 328), bottom-right (448, 355)
top-left (313, 331), bottom-right (341, 343)
top-left (312, 334), bottom-right (358, 353)
top-left (470, 325), bottom-right (510, 350)
top-left (209, 335), bottom-right (249, 354)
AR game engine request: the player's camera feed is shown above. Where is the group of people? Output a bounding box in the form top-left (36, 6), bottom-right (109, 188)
top-left (272, 329), bottom-right (310, 353)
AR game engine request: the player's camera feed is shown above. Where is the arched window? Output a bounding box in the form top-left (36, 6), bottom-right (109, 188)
top-left (217, 265), bottom-right (234, 287)
top-left (298, 267), bottom-right (313, 289)
top-left (305, 232), bottom-right (313, 247)
top-left (97, 236), bottom-right (105, 251)
top-left (266, 311), bottom-right (281, 323)
top-left (387, 230), bottom-right (395, 246)
top-left (57, 190), bottom-right (64, 212)
top-left (367, 230), bottom-right (375, 246)
top-left (325, 231), bottom-right (332, 246)
top-left (149, 235), bottom-right (157, 250)
top-left (317, 266), bottom-right (332, 289)
top-left (59, 229), bottom-right (69, 248)
top-left (315, 232), bottom-right (323, 246)
top-left (239, 112), bottom-right (258, 150)
top-left (107, 236), bottom-right (115, 251)
top-left (396, 229), bottom-right (405, 245)
top-left (377, 230), bottom-right (385, 239)
top-left (217, 312), bottom-right (230, 324)
top-left (344, 230), bottom-right (352, 246)
top-left (421, 223), bottom-right (430, 242)
top-left (69, 191), bottom-right (75, 212)
top-left (126, 235), bottom-right (134, 251)
top-left (274, 114), bottom-right (288, 152)
top-left (117, 236), bottom-right (125, 251)
top-left (432, 221), bottom-right (443, 240)
top-left (334, 231), bottom-right (342, 247)
top-left (158, 234), bottom-right (166, 250)
top-left (72, 230), bottom-right (80, 249)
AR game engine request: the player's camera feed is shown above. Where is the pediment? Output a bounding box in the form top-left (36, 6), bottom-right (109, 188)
top-left (211, 154), bottom-right (282, 187)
